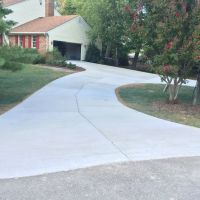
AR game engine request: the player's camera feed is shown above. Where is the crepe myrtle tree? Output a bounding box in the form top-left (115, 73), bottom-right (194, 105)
top-left (147, 0), bottom-right (200, 103)
top-left (193, 31), bottom-right (200, 105)
top-left (126, 0), bottom-right (200, 103)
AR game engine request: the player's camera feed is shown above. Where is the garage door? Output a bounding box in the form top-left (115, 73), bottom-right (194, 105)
top-left (53, 41), bottom-right (81, 60)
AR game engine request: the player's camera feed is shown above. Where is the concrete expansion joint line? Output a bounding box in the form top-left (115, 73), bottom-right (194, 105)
top-left (74, 84), bottom-right (130, 160)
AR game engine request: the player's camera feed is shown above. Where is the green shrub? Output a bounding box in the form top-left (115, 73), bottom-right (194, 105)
top-left (0, 46), bottom-right (41, 63)
top-left (0, 46), bottom-right (76, 70)
top-left (118, 54), bottom-right (128, 66)
top-left (0, 46), bottom-right (43, 70)
top-left (85, 44), bottom-right (101, 63)
top-left (1, 61), bottom-right (24, 71)
top-left (44, 48), bottom-right (67, 67)
top-left (103, 57), bottom-right (115, 66)
top-left (32, 54), bottom-right (46, 64)
top-left (0, 58), bottom-right (5, 67)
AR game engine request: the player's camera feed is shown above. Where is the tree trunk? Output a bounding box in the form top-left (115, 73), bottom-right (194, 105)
top-left (193, 71), bottom-right (200, 105)
top-left (163, 77), bottom-right (172, 93)
top-left (105, 43), bottom-right (112, 58)
top-left (161, 76), bottom-right (183, 104)
top-left (168, 78), bottom-right (181, 104)
top-left (115, 47), bottom-right (119, 67)
top-left (2, 33), bottom-right (8, 45)
top-left (132, 51), bottom-right (140, 68)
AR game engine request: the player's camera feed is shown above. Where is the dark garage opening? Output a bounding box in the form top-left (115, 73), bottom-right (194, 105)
top-left (53, 41), bottom-right (81, 60)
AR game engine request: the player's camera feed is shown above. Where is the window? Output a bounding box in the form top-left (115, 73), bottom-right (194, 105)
top-left (32, 35), bottom-right (37, 48)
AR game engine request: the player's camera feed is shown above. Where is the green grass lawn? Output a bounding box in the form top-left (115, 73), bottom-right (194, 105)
top-left (117, 84), bottom-right (200, 128)
top-left (0, 65), bottom-right (70, 115)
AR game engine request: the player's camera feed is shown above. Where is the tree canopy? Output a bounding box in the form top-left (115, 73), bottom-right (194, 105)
top-left (0, 4), bottom-right (15, 34)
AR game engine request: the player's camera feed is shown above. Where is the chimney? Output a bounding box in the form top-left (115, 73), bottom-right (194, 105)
top-left (45, 0), bottom-right (54, 17)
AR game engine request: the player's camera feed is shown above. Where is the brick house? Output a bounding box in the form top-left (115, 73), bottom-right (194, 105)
top-left (1, 0), bottom-right (91, 60)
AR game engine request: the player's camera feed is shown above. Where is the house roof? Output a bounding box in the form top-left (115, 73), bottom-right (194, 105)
top-left (2, 0), bottom-right (25, 6)
top-left (10, 15), bottom-right (78, 34)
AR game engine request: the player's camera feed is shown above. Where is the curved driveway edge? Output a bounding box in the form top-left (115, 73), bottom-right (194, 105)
top-left (0, 61), bottom-right (199, 179)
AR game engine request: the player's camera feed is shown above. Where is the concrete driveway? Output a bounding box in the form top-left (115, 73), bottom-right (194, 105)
top-left (0, 61), bottom-right (200, 179)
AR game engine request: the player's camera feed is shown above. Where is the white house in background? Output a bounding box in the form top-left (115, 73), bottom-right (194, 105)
top-left (1, 0), bottom-right (91, 60)
top-left (3, 0), bottom-right (60, 26)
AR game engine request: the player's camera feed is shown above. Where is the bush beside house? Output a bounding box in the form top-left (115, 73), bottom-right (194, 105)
top-left (0, 46), bottom-right (77, 70)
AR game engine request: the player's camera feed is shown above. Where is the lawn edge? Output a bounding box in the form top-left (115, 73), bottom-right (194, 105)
top-left (115, 83), bottom-right (200, 129)
top-left (0, 65), bottom-right (83, 116)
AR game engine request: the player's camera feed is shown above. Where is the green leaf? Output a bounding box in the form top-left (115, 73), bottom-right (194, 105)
top-left (0, 58), bottom-right (5, 67)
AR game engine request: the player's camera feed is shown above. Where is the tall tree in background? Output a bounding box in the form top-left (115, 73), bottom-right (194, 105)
top-left (124, 1), bottom-right (146, 68)
top-left (0, 4), bottom-right (17, 70)
top-left (93, 0), bottom-right (126, 66)
top-left (57, 0), bottom-right (85, 15)
top-left (0, 4), bottom-right (15, 35)
top-left (59, 0), bottom-right (77, 15)
top-left (83, 0), bottom-right (127, 66)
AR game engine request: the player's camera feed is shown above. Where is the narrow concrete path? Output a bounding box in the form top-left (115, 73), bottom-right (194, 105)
top-left (0, 61), bottom-right (199, 179)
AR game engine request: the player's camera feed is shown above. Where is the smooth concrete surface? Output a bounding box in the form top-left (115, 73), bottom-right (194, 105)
top-left (1, 157), bottom-right (200, 200)
top-left (0, 61), bottom-right (199, 179)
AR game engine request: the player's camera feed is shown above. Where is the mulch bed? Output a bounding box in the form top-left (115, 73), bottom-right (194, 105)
top-left (36, 64), bottom-right (85, 73)
top-left (152, 101), bottom-right (200, 115)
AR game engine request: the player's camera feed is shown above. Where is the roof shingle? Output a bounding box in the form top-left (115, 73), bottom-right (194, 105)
top-left (2, 0), bottom-right (25, 7)
top-left (10, 15), bottom-right (78, 33)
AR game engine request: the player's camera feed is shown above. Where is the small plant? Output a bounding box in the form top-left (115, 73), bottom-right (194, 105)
top-left (66, 62), bottom-right (77, 69)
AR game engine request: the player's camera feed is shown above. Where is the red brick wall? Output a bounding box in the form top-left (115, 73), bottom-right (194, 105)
top-left (9, 34), bottom-right (48, 53)
top-left (38, 35), bottom-right (48, 54)
top-left (25, 35), bottom-right (29, 48)
top-left (45, 0), bottom-right (54, 17)
top-left (28, 35), bottom-right (32, 48)
top-left (9, 35), bottom-right (17, 46)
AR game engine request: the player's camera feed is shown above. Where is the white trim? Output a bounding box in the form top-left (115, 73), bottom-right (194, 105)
top-left (10, 32), bottom-right (46, 35)
top-left (31, 35), bottom-right (37, 48)
top-left (18, 35), bottom-right (23, 47)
